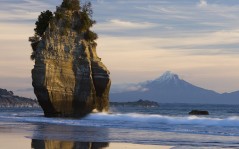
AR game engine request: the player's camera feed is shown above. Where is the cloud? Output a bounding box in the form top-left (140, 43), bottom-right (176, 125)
top-left (110, 19), bottom-right (156, 29)
top-left (198, 0), bottom-right (208, 8)
top-left (0, 0), bottom-right (58, 24)
top-left (0, 0), bottom-right (239, 95)
top-left (0, 23), bottom-right (34, 40)
top-left (93, 0), bottom-right (239, 38)
top-left (96, 0), bottom-right (105, 3)
top-left (94, 19), bottom-right (157, 31)
top-left (98, 28), bottom-right (239, 56)
top-left (156, 29), bottom-right (239, 55)
top-left (126, 85), bottom-right (149, 92)
top-left (97, 32), bottom-right (239, 93)
top-left (110, 84), bottom-right (149, 93)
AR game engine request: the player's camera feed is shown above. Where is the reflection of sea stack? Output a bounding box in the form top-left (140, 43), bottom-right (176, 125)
top-left (32, 140), bottom-right (109, 149)
top-left (31, 124), bottom-right (110, 149)
top-left (30, 0), bottom-right (111, 117)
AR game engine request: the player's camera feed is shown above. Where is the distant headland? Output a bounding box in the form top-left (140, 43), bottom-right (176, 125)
top-left (0, 88), bottom-right (38, 108)
top-left (0, 88), bottom-right (160, 108)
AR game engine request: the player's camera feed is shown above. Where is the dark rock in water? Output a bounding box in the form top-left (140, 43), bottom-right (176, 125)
top-left (111, 99), bottom-right (159, 107)
top-left (31, 0), bottom-right (110, 117)
top-left (189, 110), bottom-right (209, 115)
top-left (0, 88), bottom-right (39, 108)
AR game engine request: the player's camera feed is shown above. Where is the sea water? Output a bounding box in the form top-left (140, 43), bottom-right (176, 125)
top-left (0, 103), bottom-right (239, 148)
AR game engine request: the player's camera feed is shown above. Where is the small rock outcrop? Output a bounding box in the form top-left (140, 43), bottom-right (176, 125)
top-left (189, 110), bottom-right (209, 115)
top-left (30, 0), bottom-right (111, 117)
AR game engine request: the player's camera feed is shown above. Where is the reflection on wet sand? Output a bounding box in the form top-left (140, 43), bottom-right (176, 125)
top-left (29, 122), bottom-right (173, 149)
top-left (32, 139), bottom-right (109, 149)
top-left (31, 123), bottom-right (110, 149)
top-left (0, 122), bottom-right (173, 149)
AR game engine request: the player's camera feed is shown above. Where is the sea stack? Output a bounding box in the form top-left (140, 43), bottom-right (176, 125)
top-left (30, 0), bottom-right (111, 117)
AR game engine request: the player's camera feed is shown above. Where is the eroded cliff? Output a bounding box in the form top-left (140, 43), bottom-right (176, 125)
top-left (30, 0), bottom-right (110, 117)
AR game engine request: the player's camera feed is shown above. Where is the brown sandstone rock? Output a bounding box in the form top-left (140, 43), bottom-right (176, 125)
top-left (31, 1), bottom-right (110, 117)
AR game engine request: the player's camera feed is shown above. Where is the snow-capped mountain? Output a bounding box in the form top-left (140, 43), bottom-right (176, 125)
top-left (110, 71), bottom-right (238, 104)
top-left (152, 71), bottom-right (180, 83)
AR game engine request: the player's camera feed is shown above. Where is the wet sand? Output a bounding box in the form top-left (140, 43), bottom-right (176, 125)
top-left (0, 132), bottom-right (173, 149)
top-left (108, 143), bottom-right (173, 149)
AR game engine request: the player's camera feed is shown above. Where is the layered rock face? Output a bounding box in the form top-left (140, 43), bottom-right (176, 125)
top-left (31, 2), bottom-right (111, 117)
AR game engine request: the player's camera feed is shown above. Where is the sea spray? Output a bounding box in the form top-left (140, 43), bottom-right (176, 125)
top-left (1, 112), bottom-right (239, 127)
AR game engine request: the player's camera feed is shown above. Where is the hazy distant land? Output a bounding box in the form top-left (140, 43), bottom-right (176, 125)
top-left (0, 88), bottom-right (160, 108)
top-left (111, 71), bottom-right (239, 104)
top-left (0, 89), bottom-right (38, 108)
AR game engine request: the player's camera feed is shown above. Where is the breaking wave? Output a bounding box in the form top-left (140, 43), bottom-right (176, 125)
top-left (86, 113), bottom-right (239, 127)
top-left (1, 112), bottom-right (239, 128)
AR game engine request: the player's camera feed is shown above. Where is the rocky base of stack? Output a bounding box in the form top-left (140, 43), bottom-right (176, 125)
top-left (32, 58), bottom-right (110, 117)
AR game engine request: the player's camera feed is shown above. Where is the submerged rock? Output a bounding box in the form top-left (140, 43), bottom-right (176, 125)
top-left (31, 0), bottom-right (111, 117)
top-left (189, 110), bottom-right (209, 115)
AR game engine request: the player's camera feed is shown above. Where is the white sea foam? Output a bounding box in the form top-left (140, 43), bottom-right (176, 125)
top-left (86, 113), bottom-right (239, 127)
top-left (1, 113), bottom-right (239, 127)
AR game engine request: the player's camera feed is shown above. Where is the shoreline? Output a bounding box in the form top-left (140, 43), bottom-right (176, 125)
top-left (1, 107), bottom-right (239, 149)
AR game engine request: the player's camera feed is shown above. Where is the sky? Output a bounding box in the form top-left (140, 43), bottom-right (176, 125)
top-left (0, 0), bottom-right (239, 98)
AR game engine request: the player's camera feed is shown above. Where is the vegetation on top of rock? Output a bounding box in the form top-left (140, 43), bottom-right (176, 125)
top-left (72, 2), bottom-right (97, 37)
top-left (34, 10), bottom-right (53, 37)
top-left (29, 10), bottom-right (53, 60)
top-left (82, 1), bottom-right (93, 17)
top-left (29, 0), bottom-right (98, 60)
top-left (84, 30), bottom-right (98, 42)
top-left (61, 0), bottom-right (80, 11)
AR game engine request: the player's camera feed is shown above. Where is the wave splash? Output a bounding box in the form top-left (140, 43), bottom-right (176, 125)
top-left (1, 112), bottom-right (239, 127)
top-left (86, 113), bottom-right (239, 127)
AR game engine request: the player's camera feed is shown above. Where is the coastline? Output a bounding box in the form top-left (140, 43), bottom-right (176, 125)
top-left (1, 106), bottom-right (239, 148)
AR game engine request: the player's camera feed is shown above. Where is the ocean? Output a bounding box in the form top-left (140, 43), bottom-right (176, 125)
top-left (0, 103), bottom-right (239, 148)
